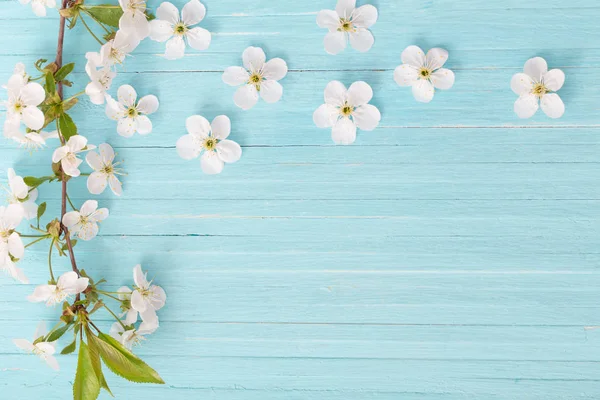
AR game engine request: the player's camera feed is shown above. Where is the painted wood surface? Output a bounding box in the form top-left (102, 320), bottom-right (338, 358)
top-left (1, 0), bottom-right (600, 398)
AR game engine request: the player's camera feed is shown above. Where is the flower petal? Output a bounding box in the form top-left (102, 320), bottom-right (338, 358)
top-left (234, 84), bottom-right (259, 110)
top-left (8, 232), bottom-right (24, 258)
top-left (351, 4), bottom-right (377, 28)
top-left (149, 19), bottom-right (173, 42)
top-left (336, 0), bottom-right (356, 18)
top-left (133, 264), bottom-right (148, 288)
top-left (90, 207), bottom-right (109, 222)
top-left (135, 115), bottom-right (153, 135)
top-left (86, 151), bottom-right (103, 171)
top-left (514, 93), bottom-right (539, 119)
top-left (216, 139), bottom-right (242, 163)
top-left (401, 45), bottom-right (426, 68)
top-left (105, 96), bottom-right (125, 120)
top-left (331, 117), bottom-right (357, 145)
top-left (260, 80), bottom-right (283, 103)
top-left (80, 200), bottom-right (98, 216)
top-left (62, 211), bottom-right (80, 228)
top-left (87, 172), bottom-right (108, 195)
top-left (149, 286), bottom-right (167, 310)
top-left (137, 95), bottom-right (159, 115)
top-left (67, 134), bottom-right (88, 152)
top-left (27, 285), bottom-right (53, 303)
top-left (211, 115), bottom-right (231, 140)
top-left (426, 48), bottom-right (449, 70)
top-left (13, 339), bottom-right (35, 352)
top-left (540, 93), bottom-right (565, 119)
top-left (313, 104), bottom-right (338, 128)
top-left (130, 290), bottom-right (147, 312)
top-left (182, 0), bottom-right (206, 25)
top-left (21, 82), bottom-right (45, 106)
top-left (108, 175), bottom-right (123, 196)
top-left (242, 46), bottom-right (266, 72)
top-left (201, 151), bottom-right (225, 174)
top-left (21, 106), bottom-right (44, 131)
top-left (394, 64), bottom-right (418, 87)
top-left (186, 27), bottom-right (211, 51)
top-left (156, 1), bottom-right (179, 24)
top-left (262, 58), bottom-right (288, 81)
top-left (524, 57), bottom-right (548, 81)
top-left (57, 271), bottom-right (78, 289)
top-left (510, 73), bottom-right (534, 95)
top-left (324, 31), bottom-right (347, 55)
top-left (412, 79), bottom-right (435, 103)
top-left (117, 118), bottom-right (137, 137)
top-left (430, 68), bottom-right (455, 90)
top-left (165, 36), bottom-right (186, 60)
top-left (77, 222), bottom-right (98, 241)
top-left (348, 29), bottom-right (374, 52)
top-left (186, 115), bottom-right (211, 137)
top-left (45, 355), bottom-right (60, 371)
top-left (176, 134), bottom-right (202, 160)
top-left (324, 80), bottom-right (347, 106)
top-left (346, 81), bottom-right (372, 106)
top-left (99, 143), bottom-right (115, 163)
top-left (543, 69), bottom-right (565, 92)
top-left (316, 9), bottom-right (339, 30)
top-left (222, 67), bottom-right (250, 86)
top-left (117, 84), bottom-right (137, 107)
top-left (353, 104), bottom-right (380, 131)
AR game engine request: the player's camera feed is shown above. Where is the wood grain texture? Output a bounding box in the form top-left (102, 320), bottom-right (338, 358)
top-left (1, 0), bottom-right (599, 399)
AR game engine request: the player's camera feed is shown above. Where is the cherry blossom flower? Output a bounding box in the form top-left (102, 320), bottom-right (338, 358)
top-left (176, 115), bottom-right (242, 174)
top-left (0, 204), bottom-right (27, 283)
top-left (149, 0), bottom-right (211, 60)
top-left (106, 85), bottom-right (159, 137)
top-left (316, 0), bottom-right (378, 55)
top-left (118, 0), bottom-right (150, 40)
top-left (394, 45), bottom-right (455, 103)
top-left (313, 80), bottom-right (380, 145)
top-left (5, 168), bottom-right (38, 220)
top-left (86, 143), bottom-right (124, 196)
top-left (13, 322), bottom-right (59, 371)
top-left (3, 120), bottom-right (58, 151)
top-left (100, 30), bottom-right (140, 67)
top-left (511, 57), bottom-right (565, 119)
top-left (110, 320), bottom-right (158, 350)
top-left (84, 52), bottom-right (116, 105)
top-left (19, 0), bottom-right (56, 17)
top-left (51, 135), bottom-right (95, 177)
top-left (3, 74), bottom-right (45, 130)
top-left (62, 200), bottom-right (109, 241)
top-left (222, 46), bottom-right (288, 110)
top-left (28, 271), bottom-right (89, 306)
top-left (130, 264), bottom-right (166, 323)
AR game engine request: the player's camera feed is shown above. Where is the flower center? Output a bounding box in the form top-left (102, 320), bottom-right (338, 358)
top-left (174, 23), bottom-right (187, 36)
top-left (79, 215), bottom-right (89, 225)
top-left (419, 67), bottom-right (432, 79)
top-left (110, 48), bottom-right (125, 64)
top-left (102, 164), bottom-right (114, 175)
top-left (248, 73), bottom-right (263, 91)
top-left (127, 107), bottom-right (138, 118)
top-left (127, 0), bottom-right (145, 11)
top-left (203, 137), bottom-right (218, 151)
top-left (532, 83), bottom-right (547, 98)
top-left (340, 103), bottom-right (354, 117)
top-left (13, 101), bottom-right (24, 113)
top-left (339, 18), bottom-right (355, 32)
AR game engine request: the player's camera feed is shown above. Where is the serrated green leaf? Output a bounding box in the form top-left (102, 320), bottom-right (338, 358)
top-left (37, 202), bottom-right (47, 221)
top-left (85, 5), bottom-right (123, 28)
top-left (87, 330), bottom-right (114, 397)
top-left (74, 342), bottom-right (101, 400)
top-left (45, 72), bottom-right (56, 95)
top-left (46, 323), bottom-right (72, 342)
top-left (58, 113), bottom-right (77, 140)
top-left (55, 63), bottom-right (75, 81)
top-left (61, 339), bottom-right (77, 354)
top-left (94, 333), bottom-right (164, 384)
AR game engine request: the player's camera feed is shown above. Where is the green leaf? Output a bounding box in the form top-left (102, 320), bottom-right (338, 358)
top-left (58, 113), bottom-right (77, 140)
top-left (45, 72), bottom-right (56, 95)
top-left (61, 239), bottom-right (77, 252)
top-left (87, 330), bottom-right (113, 397)
top-left (23, 176), bottom-right (51, 188)
top-left (61, 339), bottom-right (77, 354)
top-left (55, 63), bottom-right (75, 81)
top-left (46, 323), bottom-right (72, 342)
top-left (37, 202), bottom-right (47, 221)
top-left (93, 333), bottom-right (165, 384)
top-left (85, 5), bottom-right (123, 28)
top-left (73, 342), bottom-right (101, 400)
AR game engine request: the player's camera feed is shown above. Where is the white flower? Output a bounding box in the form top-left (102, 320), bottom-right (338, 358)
top-left (110, 320), bottom-right (157, 350)
top-left (511, 57), bottom-right (565, 119)
top-left (118, 0), bottom-right (150, 39)
top-left (0, 204), bottom-right (27, 283)
top-left (394, 45), bottom-right (455, 103)
top-left (19, 0), bottom-right (56, 17)
top-left (3, 119), bottom-right (58, 150)
top-left (51, 135), bottom-right (95, 177)
top-left (28, 271), bottom-right (89, 306)
top-left (84, 52), bottom-right (116, 105)
top-left (222, 46), bottom-right (288, 110)
top-left (100, 30), bottom-right (140, 66)
top-left (313, 80), bottom-right (380, 145)
top-left (13, 322), bottom-right (59, 371)
top-left (62, 200), bottom-right (109, 241)
top-left (86, 143), bottom-right (124, 196)
top-left (176, 115), bottom-right (242, 174)
top-left (316, 0), bottom-right (378, 55)
top-left (11, 63), bottom-right (29, 82)
top-left (106, 85), bottom-right (159, 137)
top-left (5, 168), bottom-right (38, 220)
top-left (117, 286), bottom-right (139, 324)
top-left (3, 74), bottom-right (45, 130)
top-left (149, 0), bottom-right (211, 60)
top-left (130, 264), bottom-right (166, 323)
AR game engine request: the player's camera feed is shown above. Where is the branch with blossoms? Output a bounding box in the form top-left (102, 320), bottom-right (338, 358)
top-left (2, 0), bottom-right (179, 398)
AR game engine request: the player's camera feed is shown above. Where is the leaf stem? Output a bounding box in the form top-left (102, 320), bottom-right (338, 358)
top-left (66, 192), bottom-right (76, 211)
top-left (103, 304), bottom-right (126, 329)
top-left (80, 14), bottom-right (104, 45)
top-left (48, 238), bottom-right (56, 283)
top-left (81, 9), bottom-right (112, 35)
top-left (25, 235), bottom-right (49, 248)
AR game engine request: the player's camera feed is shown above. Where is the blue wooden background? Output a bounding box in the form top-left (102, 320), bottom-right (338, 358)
top-left (1, 0), bottom-right (600, 398)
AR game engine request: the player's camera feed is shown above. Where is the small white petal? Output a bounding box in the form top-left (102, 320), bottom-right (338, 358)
top-left (223, 67), bottom-right (250, 86)
top-left (108, 175), bottom-right (123, 196)
top-left (87, 172), bottom-right (108, 195)
top-left (181, 0), bottom-right (206, 25)
top-left (117, 118), bottom-right (137, 137)
top-left (186, 115), bottom-right (211, 137)
top-left (540, 93), bottom-right (565, 119)
top-left (90, 207), bottom-right (109, 222)
top-left (137, 95), bottom-right (159, 115)
top-left (234, 85), bottom-right (259, 110)
top-left (348, 29), bottom-right (374, 52)
top-left (324, 80), bottom-right (347, 106)
top-left (62, 211), bottom-right (80, 228)
top-left (324, 31), bottom-right (347, 55)
top-left (8, 232), bottom-right (24, 258)
top-left (262, 58), bottom-right (288, 81)
top-left (186, 27), bottom-right (211, 51)
top-left (331, 117), bottom-right (357, 145)
top-left (165, 36), bottom-right (186, 60)
top-left (394, 64), bottom-right (418, 87)
top-left (316, 9), bottom-right (339, 30)
top-left (13, 339), bottom-right (35, 353)
top-left (156, 1), bottom-right (179, 24)
top-left (401, 45), bottom-right (426, 68)
top-left (242, 46), bottom-right (266, 72)
top-left (353, 104), bottom-right (380, 131)
top-left (77, 222), bottom-right (99, 241)
top-left (44, 355), bottom-right (60, 371)
top-left (21, 107), bottom-right (44, 131)
top-left (430, 68), bottom-right (455, 90)
top-left (313, 104), bottom-right (338, 128)
top-left (130, 290), bottom-right (147, 312)
top-left (201, 151), bottom-right (224, 174)
top-left (27, 285), bottom-right (53, 303)
top-left (21, 82), bottom-right (46, 106)
top-left (117, 84), bottom-right (137, 107)
top-left (510, 73), bottom-right (534, 95)
top-left (133, 264), bottom-right (148, 288)
top-left (346, 81), bottom-right (373, 106)
top-left (351, 4), bottom-right (377, 28)
top-left (86, 151), bottom-right (103, 171)
top-left (211, 115), bottom-right (231, 140)
top-left (260, 80), bottom-right (283, 103)
top-left (216, 140), bottom-right (242, 163)
top-left (514, 93), bottom-right (539, 119)
top-left (176, 134), bottom-right (202, 160)
top-left (425, 48), bottom-right (449, 70)
top-left (523, 57), bottom-right (548, 81)
top-left (149, 20), bottom-right (173, 42)
top-left (543, 69), bottom-right (565, 92)
top-left (135, 115), bottom-right (153, 135)
top-left (412, 79), bottom-right (435, 103)
top-left (336, 0), bottom-right (356, 18)
top-left (99, 143), bottom-right (115, 163)
top-left (80, 200), bottom-right (98, 216)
